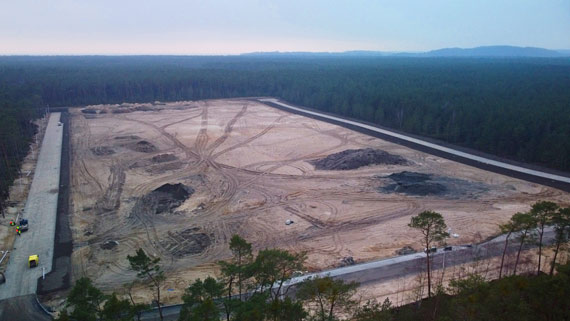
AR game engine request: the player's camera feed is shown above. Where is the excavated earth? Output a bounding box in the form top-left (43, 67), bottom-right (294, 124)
top-left (311, 148), bottom-right (408, 170)
top-left (68, 99), bottom-right (570, 303)
top-left (131, 183), bottom-right (194, 215)
top-left (380, 171), bottom-right (489, 198)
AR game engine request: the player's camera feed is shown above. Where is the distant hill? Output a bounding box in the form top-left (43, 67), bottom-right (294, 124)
top-left (418, 46), bottom-right (567, 57)
top-left (243, 46), bottom-right (570, 58)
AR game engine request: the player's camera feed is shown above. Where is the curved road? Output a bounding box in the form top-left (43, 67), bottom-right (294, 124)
top-left (257, 98), bottom-right (570, 190)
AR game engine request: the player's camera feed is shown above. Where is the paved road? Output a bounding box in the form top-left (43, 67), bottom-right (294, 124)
top-left (258, 98), bottom-right (570, 186)
top-left (139, 229), bottom-right (555, 321)
top-left (0, 113), bottom-right (62, 320)
top-left (0, 295), bottom-right (51, 321)
top-left (285, 228), bottom-right (555, 288)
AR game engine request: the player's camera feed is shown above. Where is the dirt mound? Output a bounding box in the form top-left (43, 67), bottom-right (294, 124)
top-left (152, 154), bottom-right (177, 163)
top-left (311, 148), bottom-right (407, 170)
top-left (159, 227), bottom-right (212, 256)
top-left (132, 183), bottom-right (194, 215)
top-left (100, 240), bottom-right (119, 250)
top-left (396, 246), bottom-right (416, 255)
top-left (380, 171), bottom-right (488, 198)
top-left (111, 108), bottom-right (133, 114)
top-left (81, 108), bottom-right (98, 114)
top-left (128, 140), bottom-right (158, 153)
top-left (130, 154), bottom-right (178, 170)
top-left (384, 171), bottom-right (446, 196)
top-left (90, 146), bottom-right (115, 156)
top-left (134, 105), bottom-right (156, 112)
top-left (145, 162), bottom-right (185, 174)
top-left (115, 135), bottom-right (140, 140)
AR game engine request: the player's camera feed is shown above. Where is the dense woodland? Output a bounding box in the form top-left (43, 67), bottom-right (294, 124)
top-left (1, 56), bottom-right (569, 214)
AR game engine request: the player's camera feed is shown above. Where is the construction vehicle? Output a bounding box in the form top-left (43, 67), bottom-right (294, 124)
top-left (19, 218), bottom-right (29, 232)
top-left (28, 255), bottom-right (39, 268)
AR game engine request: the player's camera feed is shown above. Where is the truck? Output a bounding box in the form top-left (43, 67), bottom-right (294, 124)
top-left (19, 218), bottom-right (29, 232)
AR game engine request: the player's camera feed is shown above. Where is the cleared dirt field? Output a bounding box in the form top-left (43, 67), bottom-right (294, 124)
top-left (69, 99), bottom-right (570, 295)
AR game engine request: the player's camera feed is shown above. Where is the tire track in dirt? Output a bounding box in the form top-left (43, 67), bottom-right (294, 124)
top-left (242, 123), bottom-right (348, 173)
top-left (120, 115), bottom-right (199, 161)
top-left (211, 115), bottom-right (289, 162)
top-left (161, 112), bottom-right (203, 130)
top-left (194, 104), bottom-right (210, 160)
top-left (238, 129), bottom-right (349, 190)
top-left (206, 104), bottom-right (248, 156)
top-left (95, 161), bottom-right (126, 212)
top-left (73, 115), bottom-right (105, 193)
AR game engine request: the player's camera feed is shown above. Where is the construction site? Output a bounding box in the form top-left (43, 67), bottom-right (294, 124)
top-left (63, 98), bottom-right (570, 302)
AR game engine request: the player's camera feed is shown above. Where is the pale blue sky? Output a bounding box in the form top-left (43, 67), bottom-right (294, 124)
top-left (1, 0), bottom-right (569, 54)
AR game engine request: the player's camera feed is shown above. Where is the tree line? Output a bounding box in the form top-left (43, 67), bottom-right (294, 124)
top-left (1, 56), bottom-right (570, 215)
top-left (54, 200), bottom-right (570, 321)
top-left (1, 55), bottom-right (570, 171)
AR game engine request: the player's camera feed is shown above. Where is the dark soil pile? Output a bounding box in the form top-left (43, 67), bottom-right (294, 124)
top-left (384, 171), bottom-right (446, 196)
top-left (311, 148), bottom-right (407, 170)
top-left (130, 154), bottom-right (178, 169)
top-left (131, 140), bottom-right (157, 153)
top-left (152, 154), bottom-right (177, 163)
top-left (90, 146), bottom-right (115, 156)
top-left (145, 162), bottom-right (185, 174)
top-left (115, 135), bottom-right (140, 140)
top-left (81, 108), bottom-right (98, 114)
top-left (134, 106), bottom-right (156, 112)
top-left (132, 183), bottom-right (194, 215)
top-left (380, 171), bottom-right (489, 198)
top-left (100, 240), bottom-right (119, 250)
top-left (111, 108), bottom-right (133, 114)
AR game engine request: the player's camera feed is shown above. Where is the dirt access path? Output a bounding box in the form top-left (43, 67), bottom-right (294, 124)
top-left (68, 99), bottom-right (570, 303)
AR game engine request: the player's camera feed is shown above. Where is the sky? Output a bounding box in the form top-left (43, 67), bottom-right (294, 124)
top-left (0, 0), bottom-right (569, 55)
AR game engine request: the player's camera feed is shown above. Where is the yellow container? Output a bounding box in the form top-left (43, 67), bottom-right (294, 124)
top-left (28, 255), bottom-right (39, 268)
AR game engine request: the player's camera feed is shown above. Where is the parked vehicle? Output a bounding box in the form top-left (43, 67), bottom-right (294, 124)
top-left (19, 219), bottom-right (29, 232)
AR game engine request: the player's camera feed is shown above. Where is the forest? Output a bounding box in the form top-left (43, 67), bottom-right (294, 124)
top-left (1, 56), bottom-right (570, 214)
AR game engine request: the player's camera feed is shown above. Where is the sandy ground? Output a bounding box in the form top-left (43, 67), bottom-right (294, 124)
top-left (68, 99), bottom-right (570, 301)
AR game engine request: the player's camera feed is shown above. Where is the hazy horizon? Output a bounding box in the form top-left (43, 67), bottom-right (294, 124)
top-left (1, 0), bottom-right (569, 55)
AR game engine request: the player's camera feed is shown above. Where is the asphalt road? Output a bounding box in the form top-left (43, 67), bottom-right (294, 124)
top-left (285, 228), bottom-right (555, 288)
top-left (257, 98), bottom-right (570, 189)
top-left (138, 229), bottom-right (555, 321)
top-left (0, 113), bottom-right (62, 321)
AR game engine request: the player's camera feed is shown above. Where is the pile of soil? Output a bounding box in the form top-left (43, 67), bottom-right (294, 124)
top-left (381, 172), bottom-right (446, 196)
top-left (129, 140), bottom-right (158, 153)
top-left (130, 154), bottom-right (178, 169)
top-left (145, 162), bottom-right (185, 174)
top-left (133, 183), bottom-right (194, 215)
top-left (311, 148), bottom-right (407, 170)
top-left (134, 106), bottom-right (156, 112)
top-left (396, 246), bottom-right (416, 255)
top-left (81, 108), bottom-right (98, 114)
top-left (339, 256), bottom-right (355, 267)
top-left (152, 154), bottom-right (177, 163)
top-left (100, 240), bottom-right (119, 250)
top-left (380, 171), bottom-right (488, 198)
top-left (90, 146), bottom-right (115, 156)
top-left (111, 108), bottom-right (133, 114)
top-left (115, 135), bottom-right (140, 140)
